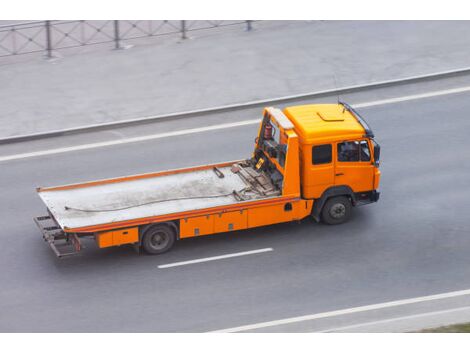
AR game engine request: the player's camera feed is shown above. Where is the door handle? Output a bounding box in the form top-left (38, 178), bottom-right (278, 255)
top-left (335, 173), bottom-right (344, 176)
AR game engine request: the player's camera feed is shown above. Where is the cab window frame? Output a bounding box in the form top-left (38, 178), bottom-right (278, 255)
top-left (336, 140), bottom-right (372, 163)
top-left (312, 144), bottom-right (332, 165)
top-left (337, 141), bottom-right (360, 162)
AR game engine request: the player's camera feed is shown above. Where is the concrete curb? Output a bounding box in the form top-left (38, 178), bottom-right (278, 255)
top-left (2, 66), bottom-right (470, 145)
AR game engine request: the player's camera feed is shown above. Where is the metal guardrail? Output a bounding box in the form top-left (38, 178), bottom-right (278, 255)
top-left (0, 20), bottom-right (253, 58)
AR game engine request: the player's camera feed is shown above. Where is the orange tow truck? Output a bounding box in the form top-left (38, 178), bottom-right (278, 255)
top-left (34, 103), bottom-right (381, 257)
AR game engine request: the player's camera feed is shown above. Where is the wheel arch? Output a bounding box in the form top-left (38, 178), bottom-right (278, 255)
top-left (311, 186), bottom-right (356, 222)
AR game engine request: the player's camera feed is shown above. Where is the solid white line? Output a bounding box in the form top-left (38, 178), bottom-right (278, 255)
top-left (3, 84), bottom-right (470, 163)
top-left (313, 305), bottom-right (470, 333)
top-left (157, 248), bottom-right (273, 269)
top-left (353, 86), bottom-right (470, 108)
top-left (209, 288), bottom-right (470, 332)
top-left (0, 119), bottom-right (260, 162)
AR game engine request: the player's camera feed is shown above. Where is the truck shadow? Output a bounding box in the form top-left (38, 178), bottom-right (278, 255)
top-left (48, 206), bottom-right (373, 275)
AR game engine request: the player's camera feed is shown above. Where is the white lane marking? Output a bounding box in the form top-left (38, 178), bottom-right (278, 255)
top-left (209, 288), bottom-right (470, 332)
top-left (314, 305), bottom-right (470, 333)
top-left (3, 85), bottom-right (470, 163)
top-left (353, 86), bottom-right (470, 108)
top-left (157, 248), bottom-right (273, 269)
top-left (0, 119), bottom-right (260, 163)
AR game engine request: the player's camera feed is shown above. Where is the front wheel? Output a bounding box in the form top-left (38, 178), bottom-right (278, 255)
top-left (321, 196), bottom-right (352, 225)
top-left (142, 224), bottom-right (176, 254)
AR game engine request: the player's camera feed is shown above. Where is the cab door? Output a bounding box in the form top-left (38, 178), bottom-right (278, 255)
top-left (302, 143), bottom-right (335, 198)
top-left (335, 140), bottom-right (374, 192)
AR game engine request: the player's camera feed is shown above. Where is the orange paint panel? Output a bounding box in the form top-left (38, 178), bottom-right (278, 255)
top-left (95, 227), bottom-right (138, 248)
top-left (283, 104), bottom-right (366, 144)
top-left (302, 143), bottom-right (335, 199)
top-left (96, 231), bottom-right (114, 248)
top-left (281, 130), bottom-right (301, 196)
top-left (113, 227), bottom-right (139, 246)
top-left (374, 169), bottom-right (381, 190)
top-left (335, 154), bottom-right (375, 193)
top-left (214, 210), bottom-right (247, 233)
top-left (180, 215), bottom-right (214, 238)
top-left (248, 202), bottom-right (300, 228)
top-left (298, 199), bottom-right (314, 219)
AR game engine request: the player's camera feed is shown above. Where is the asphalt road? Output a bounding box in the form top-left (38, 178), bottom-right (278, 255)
top-left (1, 82), bottom-right (470, 332)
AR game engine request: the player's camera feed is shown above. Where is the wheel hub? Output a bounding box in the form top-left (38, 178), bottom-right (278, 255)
top-left (330, 203), bottom-right (346, 219)
top-left (151, 232), bottom-right (168, 249)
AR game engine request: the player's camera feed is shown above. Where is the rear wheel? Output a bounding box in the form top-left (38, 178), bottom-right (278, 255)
top-left (142, 224), bottom-right (176, 254)
top-left (321, 196), bottom-right (352, 225)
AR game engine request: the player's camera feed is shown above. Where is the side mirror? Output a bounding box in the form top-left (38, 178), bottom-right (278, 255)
top-left (373, 143), bottom-right (381, 166)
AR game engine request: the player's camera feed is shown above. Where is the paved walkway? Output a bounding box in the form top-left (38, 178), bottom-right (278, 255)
top-left (2, 20), bottom-right (470, 138)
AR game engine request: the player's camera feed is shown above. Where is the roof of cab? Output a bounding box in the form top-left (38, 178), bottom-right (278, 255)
top-left (283, 104), bottom-right (366, 143)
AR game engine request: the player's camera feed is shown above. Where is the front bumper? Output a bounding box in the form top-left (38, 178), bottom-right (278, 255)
top-left (355, 190), bottom-right (380, 205)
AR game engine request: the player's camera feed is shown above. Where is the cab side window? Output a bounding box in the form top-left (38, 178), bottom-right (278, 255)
top-left (337, 141), bottom-right (360, 162)
top-left (312, 144), bottom-right (332, 165)
top-left (338, 141), bottom-right (371, 162)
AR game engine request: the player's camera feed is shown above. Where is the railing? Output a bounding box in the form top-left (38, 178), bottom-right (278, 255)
top-left (0, 20), bottom-right (254, 58)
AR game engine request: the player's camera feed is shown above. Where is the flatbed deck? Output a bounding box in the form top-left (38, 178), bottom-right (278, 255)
top-left (38, 162), bottom-right (277, 231)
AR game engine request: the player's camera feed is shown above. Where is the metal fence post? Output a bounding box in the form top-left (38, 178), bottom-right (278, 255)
top-left (45, 20), bottom-right (52, 58)
top-left (181, 20), bottom-right (187, 39)
top-left (246, 20), bottom-right (253, 31)
top-left (113, 20), bottom-right (121, 49)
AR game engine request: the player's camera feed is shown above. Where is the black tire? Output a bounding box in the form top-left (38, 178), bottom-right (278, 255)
top-left (321, 196), bottom-right (352, 225)
top-left (141, 224), bottom-right (176, 255)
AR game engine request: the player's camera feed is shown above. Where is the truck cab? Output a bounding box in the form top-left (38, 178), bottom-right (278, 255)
top-left (255, 102), bottom-right (380, 224)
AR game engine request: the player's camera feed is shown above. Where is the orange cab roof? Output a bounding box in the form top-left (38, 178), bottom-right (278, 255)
top-left (283, 104), bottom-right (367, 144)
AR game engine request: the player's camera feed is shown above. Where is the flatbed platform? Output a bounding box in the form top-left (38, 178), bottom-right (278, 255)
top-left (38, 162), bottom-right (278, 231)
